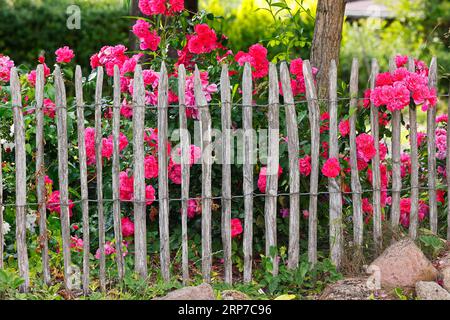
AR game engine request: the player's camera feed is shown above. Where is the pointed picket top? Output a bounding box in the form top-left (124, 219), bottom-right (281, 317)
top-left (194, 65), bottom-right (208, 107)
top-left (132, 63), bottom-right (147, 278)
top-left (242, 62), bottom-right (254, 283)
top-left (75, 64), bottom-right (91, 294)
top-left (178, 63), bottom-right (190, 284)
top-left (10, 66), bottom-right (30, 292)
top-left (112, 65), bottom-right (125, 280)
top-left (54, 64), bottom-right (72, 290)
top-left (427, 56), bottom-right (438, 234)
top-left (220, 63), bottom-right (233, 285)
top-left (158, 61), bottom-right (170, 282)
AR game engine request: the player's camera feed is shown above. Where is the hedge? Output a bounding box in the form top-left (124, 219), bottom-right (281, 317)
top-left (0, 0), bottom-right (130, 70)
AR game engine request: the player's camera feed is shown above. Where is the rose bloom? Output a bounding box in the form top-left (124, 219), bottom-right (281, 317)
top-left (338, 119), bottom-right (350, 137)
top-left (55, 46), bottom-right (75, 64)
top-left (231, 218), bottom-right (243, 238)
top-left (298, 155), bottom-right (311, 177)
top-left (321, 158), bottom-right (340, 178)
top-left (121, 217), bottom-right (135, 237)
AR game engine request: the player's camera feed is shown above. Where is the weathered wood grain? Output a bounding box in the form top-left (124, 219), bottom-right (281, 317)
top-left (112, 65), bottom-right (125, 280)
top-left (133, 65), bottom-right (147, 278)
top-left (265, 63), bottom-right (280, 275)
top-left (242, 63), bottom-right (254, 283)
top-left (303, 60), bottom-right (320, 266)
top-left (11, 68), bottom-right (30, 291)
top-left (427, 57), bottom-right (438, 234)
top-left (220, 64), bottom-right (232, 284)
top-left (75, 66), bottom-right (90, 294)
top-left (408, 57), bottom-right (419, 240)
top-left (158, 62), bottom-right (170, 282)
top-left (389, 57), bottom-right (401, 231)
top-left (328, 60), bottom-right (343, 269)
top-left (194, 65), bottom-right (212, 283)
top-left (349, 58), bottom-right (363, 247)
top-left (35, 64), bottom-right (50, 284)
top-left (447, 84), bottom-right (450, 241)
top-left (94, 67), bottom-right (106, 292)
top-left (178, 64), bottom-right (190, 283)
top-left (54, 66), bottom-right (72, 290)
top-left (280, 62), bottom-right (300, 270)
top-left (369, 59), bottom-right (382, 252)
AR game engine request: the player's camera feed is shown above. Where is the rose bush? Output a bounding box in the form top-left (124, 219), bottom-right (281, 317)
top-left (0, 3), bottom-right (444, 286)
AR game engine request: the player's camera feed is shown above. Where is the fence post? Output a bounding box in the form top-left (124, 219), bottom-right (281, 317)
top-left (133, 65), bottom-right (147, 278)
top-left (389, 57), bottom-right (401, 232)
top-left (220, 64), bottom-right (232, 284)
top-left (54, 66), bottom-right (72, 290)
top-left (194, 65), bottom-right (213, 283)
top-left (242, 63), bottom-right (254, 283)
top-left (0, 141), bottom-right (3, 269)
top-left (10, 68), bottom-right (30, 291)
top-left (94, 67), bottom-right (106, 292)
top-left (447, 84), bottom-right (450, 241)
top-left (408, 58), bottom-right (419, 240)
top-left (427, 57), bottom-right (438, 234)
top-left (328, 60), bottom-right (343, 269)
top-left (265, 63), bottom-right (279, 275)
top-left (280, 62), bottom-right (300, 270)
top-left (303, 60), bottom-right (320, 266)
top-left (35, 64), bottom-right (50, 284)
top-left (369, 59), bottom-right (382, 253)
top-left (158, 62), bottom-right (170, 282)
top-left (112, 65), bottom-right (125, 280)
top-left (178, 64), bottom-right (190, 283)
top-left (349, 58), bottom-right (363, 248)
top-left (75, 66), bottom-right (90, 294)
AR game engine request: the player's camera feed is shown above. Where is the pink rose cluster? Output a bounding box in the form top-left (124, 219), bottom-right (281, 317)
top-left (0, 54), bottom-right (14, 83)
top-left (184, 71), bottom-right (217, 119)
top-left (55, 46), bottom-right (75, 64)
top-left (132, 19), bottom-right (161, 51)
top-left (235, 44), bottom-right (269, 79)
top-left (370, 56), bottom-right (437, 112)
top-left (168, 145), bottom-right (202, 184)
top-left (399, 198), bottom-right (429, 228)
top-left (257, 165), bottom-right (283, 193)
top-left (45, 176), bottom-right (75, 218)
top-left (285, 58), bottom-right (318, 96)
top-left (139, 0), bottom-right (184, 16)
top-left (119, 170), bottom-right (156, 205)
top-left (84, 127), bottom-right (129, 165)
top-left (187, 24), bottom-right (219, 55)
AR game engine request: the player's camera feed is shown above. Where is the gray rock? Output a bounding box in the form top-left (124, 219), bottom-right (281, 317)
top-left (319, 277), bottom-right (374, 300)
top-left (369, 238), bottom-right (438, 289)
top-left (221, 290), bottom-right (250, 300)
top-left (153, 283), bottom-right (215, 300)
top-left (441, 267), bottom-right (450, 292)
top-left (415, 281), bottom-right (450, 300)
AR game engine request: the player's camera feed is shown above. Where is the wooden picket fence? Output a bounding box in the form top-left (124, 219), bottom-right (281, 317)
top-left (0, 55), bottom-right (446, 294)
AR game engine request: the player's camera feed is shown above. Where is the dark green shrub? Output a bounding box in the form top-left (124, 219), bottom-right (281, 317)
top-left (0, 0), bottom-right (129, 71)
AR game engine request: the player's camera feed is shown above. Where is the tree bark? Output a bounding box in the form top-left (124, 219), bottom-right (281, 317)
top-left (310, 0), bottom-right (347, 100)
top-left (185, 0), bottom-right (199, 14)
top-left (129, 0), bottom-right (141, 51)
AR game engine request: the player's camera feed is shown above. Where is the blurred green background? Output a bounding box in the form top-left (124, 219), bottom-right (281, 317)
top-left (0, 0), bottom-right (448, 93)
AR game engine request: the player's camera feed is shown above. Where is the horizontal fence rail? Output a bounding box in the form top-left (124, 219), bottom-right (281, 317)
top-left (0, 56), bottom-right (447, 293)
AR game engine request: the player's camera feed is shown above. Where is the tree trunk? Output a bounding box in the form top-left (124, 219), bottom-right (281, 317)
top-left (310, 0), bottom-right (347, 100)
top-left (185, 0), bottom-right (199, 14)
top-left (129, 0), bottom-right (141, 51)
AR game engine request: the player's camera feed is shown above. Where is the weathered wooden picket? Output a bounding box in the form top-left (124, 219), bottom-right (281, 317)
top-left (0, 56), bottom-right (445, 293)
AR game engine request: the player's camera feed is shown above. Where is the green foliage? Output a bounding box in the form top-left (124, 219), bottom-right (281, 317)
top-left (253, 247), bottom-right (343, 298)
top-left (201, 0), bottom-right (315, 61)
top-left (418, 232), bottom-right (446, 259)
top-left (0, 269), bottom-right (25, 299)
top-left (0, 0), bottom-right (129, 71)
